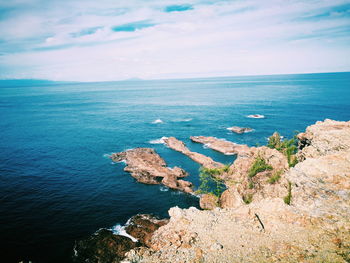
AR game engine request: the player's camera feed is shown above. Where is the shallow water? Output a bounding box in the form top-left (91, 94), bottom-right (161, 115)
top-left (0, 72), bottom-right (349, 262)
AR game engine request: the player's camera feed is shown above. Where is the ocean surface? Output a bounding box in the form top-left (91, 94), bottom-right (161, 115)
top-left (0, 72), bottom-right (349, 262)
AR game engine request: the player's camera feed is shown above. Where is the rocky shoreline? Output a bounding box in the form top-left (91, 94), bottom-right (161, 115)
top-left (74, 119), bottom-right (350, 263)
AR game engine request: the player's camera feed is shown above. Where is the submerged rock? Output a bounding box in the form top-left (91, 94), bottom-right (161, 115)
top-left (73, 229), bottom-right (137, 263)
top-left (163, 137), bottom-right (223, 169)
top-left (227, 126), bottom-right (253, 134)
top-left (111, 148), bottom-right (193, 193)
top-left (190, 136), bottom-right (250, 156)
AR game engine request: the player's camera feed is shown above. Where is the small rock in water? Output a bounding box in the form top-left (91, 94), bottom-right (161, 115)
top-left (227, 126), bottom-right (253, 134)
top-left (247, 114), bottom-right (265, 119)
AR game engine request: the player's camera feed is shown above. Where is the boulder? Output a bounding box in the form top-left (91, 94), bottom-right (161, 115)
top-left (199, 194), bottom-right (219, 210)
top-left (125, 214), bottom-right (169, 247)
top-left (219, 188), bottom-right (244, 208)
top-left (297, 119), bottom-right (350, 160)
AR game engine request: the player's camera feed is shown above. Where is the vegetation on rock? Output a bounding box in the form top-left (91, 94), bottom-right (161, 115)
top-left (248, 156), bottom-right (273, 178)
top-left (284, 181), bottom-right (292, 205)
top-left (197, 165), bottom-right (229, 197)
top-left (267, 132), bottom-right (298, 167)
top-left (267, 169), bottom-right (283, 184)
top-left (242, 193), bottom-right (253, 204)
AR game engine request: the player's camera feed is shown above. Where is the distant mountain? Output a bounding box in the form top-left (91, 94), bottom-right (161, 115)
top-left (0, 79), bottom-right (75, 87)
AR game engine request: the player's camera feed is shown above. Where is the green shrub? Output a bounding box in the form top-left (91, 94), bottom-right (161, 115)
top-left (267, 132), bottom-right (298, 167)
top-left (267, 170), bottom-right (283, 184)
top-left (248, 156), bottom-right (273, 178)
top-left (197, 166), bottom-right (228, 197)
top-left (242, 194), bottom-right (253, 204)
top-left (200, 164), bottom-right (230, 176)
top-left (284, 181), bottom-right (292, 205)
top-left (248, 181), bottom-right (254, 189)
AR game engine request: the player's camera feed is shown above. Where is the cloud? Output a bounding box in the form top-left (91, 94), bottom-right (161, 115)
top-left (0, 0), bottom-right (349, 81)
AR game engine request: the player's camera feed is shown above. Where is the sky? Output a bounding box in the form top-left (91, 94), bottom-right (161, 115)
top-left (0, 0), bottom-right (349, 81)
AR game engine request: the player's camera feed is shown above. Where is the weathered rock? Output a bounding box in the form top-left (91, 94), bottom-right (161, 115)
top-left (123, 120), bottom-right (350, 263)
top-left (220, 146), bottom-right (289, 207)
top-left (111, 148), bottom-right (193, 193)
top-left (125, 214), bottom-right (169, 248)
top-left (297, 119), bottom-right (350, 160)
top-left (227, 126), bottom-right (253, 134)
top-left (199, 194), bottom-right (219, 210)
top-left (219, 188), bottom-right (244, 208)
top-left (190, 136), bottom-right (250, 156)
top-left (163, 137), bottom-right (223, 169)
top-left (73, 229), bottom-right (137, 263)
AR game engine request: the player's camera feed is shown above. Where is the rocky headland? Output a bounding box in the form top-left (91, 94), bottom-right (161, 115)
top-left (75, 119), bottom-right (350, 263)
top-left (110, 148), bottom-right (193, 193)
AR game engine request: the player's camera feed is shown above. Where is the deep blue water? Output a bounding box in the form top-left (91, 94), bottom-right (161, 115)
top-left (0, 72), bottom-right (349, 263)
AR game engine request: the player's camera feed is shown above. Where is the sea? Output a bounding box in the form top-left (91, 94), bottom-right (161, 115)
top-left (0, 72), bottom-right (349, 262)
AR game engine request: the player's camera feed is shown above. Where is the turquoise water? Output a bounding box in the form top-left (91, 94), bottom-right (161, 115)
top-left (0, 72), bottom-right (349, 262)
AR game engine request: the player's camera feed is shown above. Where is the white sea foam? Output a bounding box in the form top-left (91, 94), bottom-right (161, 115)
top-left (203, 143), bottom-right (210, 149)
top-left (102, 153), bottom-right (112, 159)
top-left (110, 224), bottom-right (138, 242)
top-left (159, 186), bottom-right (169, 192)
top-left (246, 114), bottom-right (265, 119)
top-left (152, 119), bottom-right (163, 124)
top-left (149, 136), bottom-right (168, 144)
top-left (173, 118), bottom-right (193, 122)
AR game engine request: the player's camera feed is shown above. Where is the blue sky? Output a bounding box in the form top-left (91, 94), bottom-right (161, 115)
top-left (0, 0), bottom-right (349, 81)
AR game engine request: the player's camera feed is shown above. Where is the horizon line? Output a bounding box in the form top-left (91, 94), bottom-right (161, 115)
top-left (0, 70), bottom-right (349, 84)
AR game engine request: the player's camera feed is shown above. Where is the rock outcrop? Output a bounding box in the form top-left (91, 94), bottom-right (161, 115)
top-left (111, 148), bottom-right (193, 193)
top-left (219, 146), bottom-right (289, 208)
top-left (297, 118), bottom-right (350, 160)
top-left (73, 229), bottom-right (137, 263)
top-left (125, 214), bottom-right (169, 248)
top-left (199, 194), bottom-right (219, 210)
top-left (190, 136), bottom-right (250, 156)
top-left (124, 119), bottom-right (350, 263)
top-left (227, 126), bottom-right (253, 134)
top-left (163, 137), bottom-right (223, 169)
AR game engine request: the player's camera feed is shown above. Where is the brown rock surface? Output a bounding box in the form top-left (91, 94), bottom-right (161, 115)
top-left (111, 148), bottom-right (193, 193)
top-left (73, 229), bottom-right (137, 263)
top-left (190, 136), bottom-right (250, 156)
top-left (220, 146), bottom-right (289, 208)
top-left (163, 137), bottom-right (223, 169)
top-left (199, 194), bottom-right (219, 210)
top-left (125, 214), bottom-right (169, 248)
top-left (124, 120), bottom-right (350, 263)
top-left (297, 119), bottom-right (350, 160)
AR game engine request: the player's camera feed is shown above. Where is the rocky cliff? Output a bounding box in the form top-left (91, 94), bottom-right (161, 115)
top-left (75, 119), bottom-right (350, 263)
top-left (123, 119), bottom-right (350, 263)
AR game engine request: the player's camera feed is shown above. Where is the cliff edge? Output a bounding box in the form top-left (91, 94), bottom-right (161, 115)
top-left (124, 119), bottom-right (350, 263)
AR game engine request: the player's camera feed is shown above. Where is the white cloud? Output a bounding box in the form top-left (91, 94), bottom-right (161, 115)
top-left (0, 0), bottom-right (349, 81)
